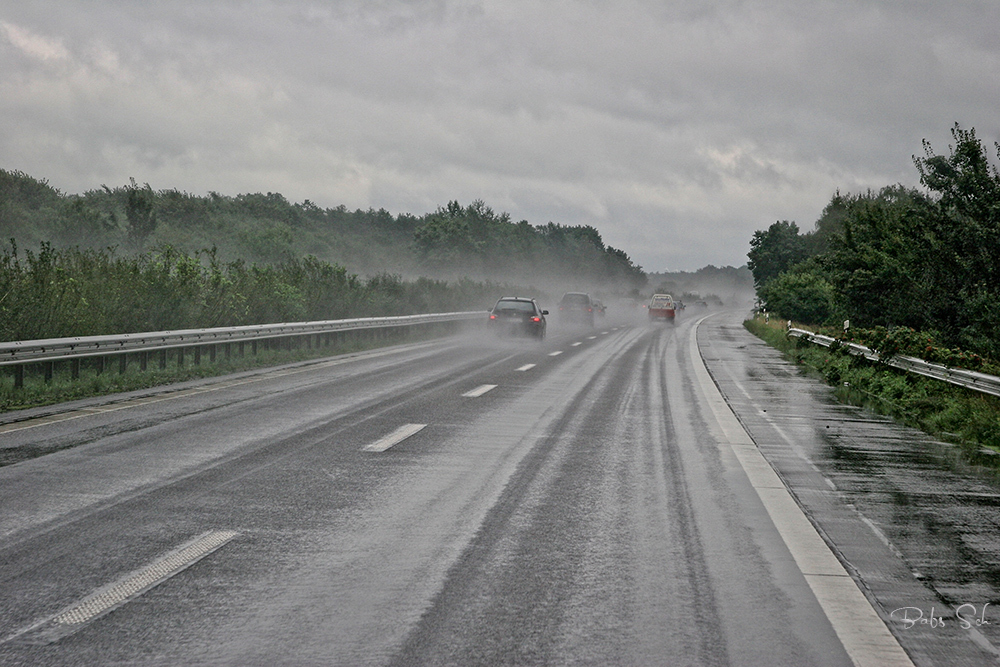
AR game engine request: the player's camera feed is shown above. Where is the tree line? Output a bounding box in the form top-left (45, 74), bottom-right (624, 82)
top-left (0, 171), bottom-right (649, 341)
top-left (0, 172), bottom-right (645, 291)
top-left (0, 242), bottom-right (515, 342)
top-left (747, 124), bottom-right (1000, 360)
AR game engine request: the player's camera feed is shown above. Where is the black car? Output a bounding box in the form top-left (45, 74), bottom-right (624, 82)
top-left (488, 297), bottom-right (548, 340)
top-left (557, 292), bottom-right (594, 327)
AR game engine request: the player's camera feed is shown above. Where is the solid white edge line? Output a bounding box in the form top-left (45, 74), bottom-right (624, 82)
top-left (462, 384), bottom-right (498, 398)
top-left (363, 423), bottom-right (427, 452)
top-left (516, 364), bottom-right (536, 371)
top-left (690, 315), bottom-right (915, 667)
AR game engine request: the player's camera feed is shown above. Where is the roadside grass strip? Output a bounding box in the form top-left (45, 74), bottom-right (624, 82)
top-left (4, 530), bottom-right (239, 645)
top-left (363, 423), bottom-right (427, 452)
top-left (462, 384), bottom-right (497, 398)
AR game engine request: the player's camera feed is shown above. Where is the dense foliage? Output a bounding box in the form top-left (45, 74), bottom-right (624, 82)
top-left (747, 221), bottom-right (808, 288)
top-left (0, 242), bottom-right (516, 342)
top-left (0, 170), bottom-right (651, 341)
top-left (0, 172), bottom-right (645, 291)
top-left (749, 124), bottom-right (1000, 360)
top-left (746, 317), bottom-right (1000, 463)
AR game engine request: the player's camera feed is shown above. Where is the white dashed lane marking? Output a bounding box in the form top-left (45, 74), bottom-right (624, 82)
top-left (0, 344), bottom-right (437, 435)
top-left (462, 384), bottom-right (497, 398)
top-left (363, 423), bottom-right (427, 452)
top-left (516, 364), bottom-right (536, 371)
top-left (3, 530), bottom-right (239, 646)
top-left (548, 351), bottom-right (563, 357)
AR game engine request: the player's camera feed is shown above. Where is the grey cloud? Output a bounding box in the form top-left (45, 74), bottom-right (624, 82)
top-left (1, 0), bottom-right (998, 271)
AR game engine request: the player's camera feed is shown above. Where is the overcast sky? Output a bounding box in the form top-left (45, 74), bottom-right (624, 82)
top-left (2, 1), bottom-right (998, 272)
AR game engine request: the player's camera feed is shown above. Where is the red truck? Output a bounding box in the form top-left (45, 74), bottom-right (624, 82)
top-left (647, 293), bottom-right (676, 321)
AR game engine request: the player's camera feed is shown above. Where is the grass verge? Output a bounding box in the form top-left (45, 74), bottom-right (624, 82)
top-left (744, 316), bottom-right (1000, 470)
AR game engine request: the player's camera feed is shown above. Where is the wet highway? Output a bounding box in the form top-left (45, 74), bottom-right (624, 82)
top-left (0, 308), bottom-right (994, 665)
top-left (702, 312), bottom-right (1000, 666)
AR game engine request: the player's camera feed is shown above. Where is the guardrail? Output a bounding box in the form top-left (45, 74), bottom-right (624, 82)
top-left (788, 328), bottom-right (1000, 398)
top-left (0, 312), bottom-right (487, 389)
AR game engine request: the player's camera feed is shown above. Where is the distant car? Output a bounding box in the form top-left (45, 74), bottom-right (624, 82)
top-left (558, 292), bottom-right (595, 327)
top-left (488, 297), bottom-right (548, 340)
top-left (593, 299), bottom-right (607, 317)
top-left (648, 293), bottom-right (676, 321)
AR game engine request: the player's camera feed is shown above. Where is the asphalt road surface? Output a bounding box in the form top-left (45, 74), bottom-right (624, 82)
top-left (0, 307), bottom-right (994, 665)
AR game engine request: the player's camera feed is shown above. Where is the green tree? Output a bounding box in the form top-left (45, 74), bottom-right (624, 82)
top-left (825, 186), bottom-right (942, 331)
top-left (412, 202), bottom-right (481, 270)
top-left (124, 178), bottom-right (158, 252)
top-left (913, 124), bottom-right (1000, 356)
top-left (55, 198), bottom-right (116, 246)
top-left (747, 220), bottom-right (808, 288)
top-left (808, 192), bottom-right (849, 255)
top-left (915, 124), bottom-right (1000, 225)
top-left (748, 124), bottom-right (1000, 358)
top-left (758, 268), bottom-right (837, 324)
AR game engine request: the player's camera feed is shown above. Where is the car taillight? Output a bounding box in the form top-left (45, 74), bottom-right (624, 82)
top-left (489, 314), bottom-right (496, 320)
top-left (532, 317), bottom-right (541, 322)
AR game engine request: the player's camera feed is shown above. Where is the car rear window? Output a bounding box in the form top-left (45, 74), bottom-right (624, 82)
top-left (497, 300), bottom-right (535, 312)
top-left (561, 294), bottom-right (590, 305)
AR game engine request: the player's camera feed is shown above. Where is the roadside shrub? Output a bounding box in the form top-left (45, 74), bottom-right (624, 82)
top-left (843, 325), bottom-right (988, 371)
top-left (758, 270), bottom-right (838, 325)
top-left (746, 315), bottom-right (1000, 467)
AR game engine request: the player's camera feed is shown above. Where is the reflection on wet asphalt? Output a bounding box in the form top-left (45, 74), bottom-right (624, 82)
top-left (700, 310), bottom-right (1000, 667)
